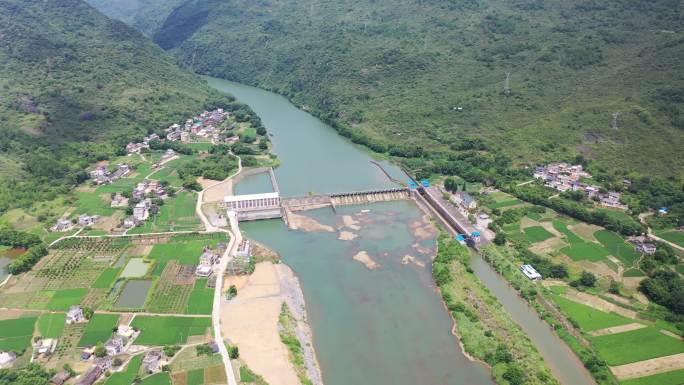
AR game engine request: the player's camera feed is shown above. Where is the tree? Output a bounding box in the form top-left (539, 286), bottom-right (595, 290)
top-left (228, 345), bottom-right (239, 359)
top-left (573, 271), bottom-right (597, 287)
top-left (94, 342), bottom-right (106, 358)
top-left (444, 177), bottom-right (458, 193)
top-left (503, 365), bottom-right (525, 385)
top-left (493, 232), bottom-right (507, 245)
top-left (228, 285), bottom-right (238, 299)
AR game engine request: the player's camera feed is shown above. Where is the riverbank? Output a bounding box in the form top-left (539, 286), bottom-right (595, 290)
top-left (433, 234), bottom-right (559, 385)
top-left (221, 261), bottom-right (322, 385)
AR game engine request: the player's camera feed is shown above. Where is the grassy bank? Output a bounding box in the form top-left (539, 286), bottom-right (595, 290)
top-left (433, 234), bottom-right (558, 385)
top-left (278, 303), bottom-right (313, 385)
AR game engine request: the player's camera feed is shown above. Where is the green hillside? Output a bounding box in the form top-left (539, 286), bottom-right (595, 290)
top-left (0, 0), bottom-right (229, 212)
top-left (85, 0), bottom-right (185, 36)
top-left (151, 0), bottom-right (684, 178)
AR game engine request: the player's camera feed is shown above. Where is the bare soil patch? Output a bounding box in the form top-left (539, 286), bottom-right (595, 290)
top-left (611, 352), bottom-right (684, 380)
top-left (589, 323), bottom-right (646, 337)
top-left (401, 255), bottom-right (425, 268)
top-left (564, 289), bottom-right (637, 318)
top-left (569, 223), bottom-right (603, 242)
top-left (288, 212), bottom-right (334, 233)
top-left (338, 231), bottom-right (358, 241)
top-left (202, 178), bottom-right (231, 203)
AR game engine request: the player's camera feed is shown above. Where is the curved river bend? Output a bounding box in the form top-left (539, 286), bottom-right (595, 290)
top-left (206, 77), bottom-right (593, 385)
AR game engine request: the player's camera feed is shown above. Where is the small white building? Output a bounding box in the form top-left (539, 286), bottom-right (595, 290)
top-left (78, 214), bottom-right (99, 227)
top-left (35, 338), bottom-right (57, 356)
top-left (123, 217), bottom-right (138, 228)
top-left (105, 336), bottom-right (126, 356)
top-left (236, 240), bottom-right (251, 258)
top-left (142, 350), bottom-right (163, 373)
top-left (520, 264), bottom-right (543, 280)
top-left (0, 351), bottom-right (16, 368)
top-left (133, 202), bottom-right (149, 221)
top-left (66, 306), bottom-right (85, 324)
top-left (52, 219), bottom-right (73, 232)
top-left (195, 264), bottom-right (213, 277)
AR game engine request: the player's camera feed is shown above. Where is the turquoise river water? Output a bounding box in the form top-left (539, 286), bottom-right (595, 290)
top-left (205, 77), bottom-right (594, 385)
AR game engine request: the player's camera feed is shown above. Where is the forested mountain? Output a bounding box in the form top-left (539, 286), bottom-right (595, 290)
top-left (85, 0), bottom-right (185, 36)
top-left (0, 0), bottom-right (228, 211)
top-left (142, 0), bottom-right (684, 179)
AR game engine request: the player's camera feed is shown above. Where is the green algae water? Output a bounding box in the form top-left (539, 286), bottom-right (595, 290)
top-left (206, 77), bottom-right (494, 385)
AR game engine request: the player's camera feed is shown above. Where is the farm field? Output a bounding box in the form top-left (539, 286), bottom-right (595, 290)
top-left (148, 235), bottom-right (227, 274)
top-left (552, 219), bottom-right (584, 244)
top-left (620, 368), bottom-right (684, 385)
top-left (37, 312), bottom-right (66, 338)
top-left (560, 242), bottom-right (611, 262)
top-left (78, 313), bottom-right (119, 346)
top-left (186, 279), bottom-right (213, 315)
top-left (656, 229), bottom-right (684, 248)
top-left (523, 226), bottom-right (554, 243)
top-left (93, 268), bottom-right (121, 289)
top-left (131, 316), bottom-right (211, 345)
top-left (129, 192), bottom-right (201, 234)
top-left (104, 354), bottom-right (143, 385)
top-left (47, 288), bottom-right (88, 311)
top-left (591, 327), bottom-right (684, 365)
top-left (139, 373), bottom-right (172, 385)
top-left (0, 316), bottom-right (37, 352)
top-left (594, 230), bottom-right (640, 266)
top-left (551, 295), bottom-right (633, 331)
top-left (188, 368), bottom-right (204, 385)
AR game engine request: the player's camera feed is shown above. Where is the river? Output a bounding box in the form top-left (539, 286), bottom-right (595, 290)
top-left (205, 76), bottom-right (594, 385)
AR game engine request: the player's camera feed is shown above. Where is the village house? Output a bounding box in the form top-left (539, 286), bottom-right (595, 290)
top-left (163, 148), bottom-right (176, 160)
top-left (225, 135), bottom-right (240, 144)
top-left (66, 305), bottom-right (85, 324)
top-left (534, 163), bottom-right (594, 193)
top-left (105, 336), bottom-right (126, 356)
top-left (52, 218), bottom-right (73, 232)
top-left (125, 142), bottom-right (148, 154)
top-left (520, 264), bottom-right (543, 280)
top-left (116, 325), bottom-right (136, 339)
top-left (78, 214), bottom-right (99, 227)
top-left (200, 247), bottom-right (220, 266)
top-left (180, 131), bottom-right (190, 142)
top-left (109, 164), bottom-right (131, 181)
top-left (111, 192), bottom-right (129, 208)
top-left (133, 201), bottom-right (150, 221)
top-left (166, 131), bottom-right (181, 141)
top-left (142, 350), bottom-right (163, 373)
top-left (598, 191), bottom-right (627, 210)
top-left (236, 240), bottom-right (251, 258)
top-left (34, 338), bottom-right (57, 356)
top-left (50, 371), bottom-right (71, 385)
top-left (637, 243), bottom-right (657, 255)
top-left (0, 351), bottom-right (16, 369)
top-left (195, 264), bottom-right (213, 277)
top-left (75, 366), bottom-right (102, 385)
top-left (123, 217), bottom-right (138, 228)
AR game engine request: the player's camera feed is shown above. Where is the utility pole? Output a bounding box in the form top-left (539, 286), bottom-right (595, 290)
top-left (503, 71), bottom-right (511, 95)
top-left (612, 112), bottom-right (620, 130)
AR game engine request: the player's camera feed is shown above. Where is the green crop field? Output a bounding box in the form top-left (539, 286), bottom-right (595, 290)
top-left (139, 373), bottom-right (172, 385)
top-left (47, 288), bottom-right (88, 310)
top-left (78, 313), bottom-right (119, 346)
top-left (523, 226), bottom-right (554, 243)
top-left (487, 199), bottom-right (523, 210)
top-left (148, 237), bottom-right (224, 274)
top-left (74, 191), bottom-right (116, 216)
top-left (104, 354), bottom-right (143, 385)
top-left (0, 316), bottom-right (37, 352)
top-left (594, 230), bottom-right (641, 266)
top-left (131, 316), bottom-right (211, 345)
top-left (129, 192), bottom-right (201, 234)
top-left (560, 242), bottom-right (611, 262)
top-left (623, 268), bottom-right (646, 277)
top-left (656, 230), bottom-right (684, 248)
top-left (552, 296), bottom-right (633, 332)
top-left (552, 220), bottom-right (584, 245)
top-left (188, 368), bottom-right (204, 385)
top-left (37, 312), bottom-right (66, 338)
top-left (93, 268), bottom-right (121, 289)
top-left (186, 279), bottom-right (213, 315)
top-left (621, 369), bottom-right (684, 385)
top-left (591, 327), bottom-right (684, 365)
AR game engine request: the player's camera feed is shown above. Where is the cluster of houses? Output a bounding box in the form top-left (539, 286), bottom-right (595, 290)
top-left (52, 215), bottom-right (100, 232)
top-left (125, 133), bottom-right (160, 154)
top-left (124, 198), bottom-right (154, 228)
top-left (133, 180), bottom-right (167, 200)
top-left (195, 244), bottom-right (227, 277)
top-left (533, 162), bottom-right (628, 210)
top-left (164, 108), bottom-right (233, 144)
top-left (89, 164), bottom-right (131, 185)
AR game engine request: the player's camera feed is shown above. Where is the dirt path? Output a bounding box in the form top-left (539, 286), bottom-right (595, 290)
top-left (611, 352), bottom-right (684, 380)
top-left (589, 323), bottom-right (646, 337)
top-left (563, 290), bottom-right (638, 319)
